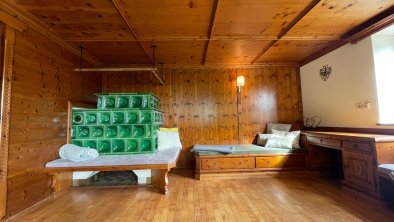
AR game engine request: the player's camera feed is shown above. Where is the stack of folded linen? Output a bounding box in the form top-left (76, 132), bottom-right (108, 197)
top-left (191, 145), bottom-right (234, 154)
top-left (59, 144), bottom-right (99, 162)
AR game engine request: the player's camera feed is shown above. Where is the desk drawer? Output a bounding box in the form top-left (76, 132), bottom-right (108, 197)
top-left (342, 141), bottom-right (373, 153)
top-left (307, 136), bottom-right (341, 148)
top-left (201, 157), bottom-right (255, 170)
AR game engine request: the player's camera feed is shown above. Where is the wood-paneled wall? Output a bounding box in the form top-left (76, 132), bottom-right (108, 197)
top-left (103, 67), bottom-right (303, 168)
top-left (6, 28), bottom-right (101, 217)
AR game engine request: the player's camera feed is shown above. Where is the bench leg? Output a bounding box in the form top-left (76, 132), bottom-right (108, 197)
top-left (49, 172), bottom-right (72, 196)
top-left (151, 169), bottom-right (169, 195)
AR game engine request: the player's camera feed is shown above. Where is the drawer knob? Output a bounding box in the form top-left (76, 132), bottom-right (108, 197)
top-left (320, 139), bottom-right (323, 142)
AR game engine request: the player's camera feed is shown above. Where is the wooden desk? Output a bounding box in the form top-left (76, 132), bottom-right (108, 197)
top-left (302, 131), bottom-right (394, 197)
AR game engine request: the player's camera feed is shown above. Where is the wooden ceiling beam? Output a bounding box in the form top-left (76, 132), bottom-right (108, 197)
top-left (64, 35), bottom-right (339, 42)
top-left (0, 9), bottom-right (27, 32)
top-left (111, 0), bottom-right (164, 85)
top-left (250, 0), bottom-right (321, 64)
top-left (202, 0), bottom-right (221, 65)
top-left (344, 6), bottom-right (394, 44)
top-left (112, 0), bottom-right (154, 64)
top-left (0, 0), bottom-right (104, 66)
top-left (300, 6), bottom-right (394, 66)
top-left (74, 67), bottom-right (157, 72)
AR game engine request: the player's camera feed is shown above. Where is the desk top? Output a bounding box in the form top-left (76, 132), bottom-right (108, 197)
top-left (302, 131), bottom-right (394, 142)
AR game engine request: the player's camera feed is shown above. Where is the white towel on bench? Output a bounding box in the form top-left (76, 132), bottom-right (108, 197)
top-left (59, 144), bottom-right (99, 162)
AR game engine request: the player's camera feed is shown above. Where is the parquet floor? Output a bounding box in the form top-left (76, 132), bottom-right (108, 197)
top-left (9, 170), bottom-right (394, 222)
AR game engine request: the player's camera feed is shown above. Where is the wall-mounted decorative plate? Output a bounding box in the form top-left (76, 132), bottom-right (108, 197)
top-left (320, 65), bottom-right (332, 81)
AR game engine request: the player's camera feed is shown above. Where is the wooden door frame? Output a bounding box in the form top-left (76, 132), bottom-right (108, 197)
top-left (0, 25), bottom-right (15, 221)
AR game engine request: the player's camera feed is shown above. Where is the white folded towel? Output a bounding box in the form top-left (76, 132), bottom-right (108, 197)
top-left (59, 144), bottom-right (99, 162)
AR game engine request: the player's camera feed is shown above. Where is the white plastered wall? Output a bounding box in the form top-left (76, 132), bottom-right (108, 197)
top-left (300, 37), bottom-right (394, 128)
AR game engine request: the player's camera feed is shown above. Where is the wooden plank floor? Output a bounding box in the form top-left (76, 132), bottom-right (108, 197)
top-left (9, 169), bottom-right (394, 222)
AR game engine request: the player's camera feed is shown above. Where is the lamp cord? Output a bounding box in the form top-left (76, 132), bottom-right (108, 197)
top-left (79, 46), bottom-right (84, 71)
top-left (237, 88), bottom-right (241, 144)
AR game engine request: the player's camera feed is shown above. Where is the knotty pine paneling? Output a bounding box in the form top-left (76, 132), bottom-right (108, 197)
top-left (103, 67), bottom-right (302, 167)
top-left (6, 28), bottom-right (101, 217)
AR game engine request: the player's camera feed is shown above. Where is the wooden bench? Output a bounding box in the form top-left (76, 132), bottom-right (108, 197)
top-left (46, 147), bottom-right (180, 195)
top-left (194, 145), bottom-right (306, 179)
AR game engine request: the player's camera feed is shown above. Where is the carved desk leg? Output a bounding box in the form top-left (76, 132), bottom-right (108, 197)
top-left (151, 169), bottom-right (169, 195)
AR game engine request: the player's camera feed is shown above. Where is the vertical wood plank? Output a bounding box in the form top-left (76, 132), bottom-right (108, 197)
top-left (0, 25), bottom-right (14, 222)
top-left (66, 101), bottom-right (71, 143)
top-left (103, 66), bottom-right (302, 168)
top-left (6, 28), bottom-right (102, 217)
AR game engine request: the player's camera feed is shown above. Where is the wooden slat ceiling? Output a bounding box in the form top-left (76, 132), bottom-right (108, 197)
top-left (121, 0), bottom-right (213, 39)
top-left (8, 0), bottom-right (394, 66)
top-left (285, 0), bottom-right (394, 39)
top-left (213, 0), bottom-right (311, 37)
top-left (74, 41), bottom-right (150, 65)
top-left (12, 0), bottom-right (135, 40)
top-left (206, 40), bottom-right (272, 64)
top-left (141, 41), bottom-right (206, 65)
top-left (257, 40), bottom-right (332, 63)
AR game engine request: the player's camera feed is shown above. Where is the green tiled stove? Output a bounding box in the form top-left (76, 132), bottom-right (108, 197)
top-left (71, 93), bottom-right (162, 154)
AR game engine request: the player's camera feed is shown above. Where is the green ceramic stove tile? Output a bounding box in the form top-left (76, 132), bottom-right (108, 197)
top-left (84, 112), bottom-right (97, 125)
top-left (71, 92), bottom-right (162, 155)
top-left (126, 111), bottom-right (139, 124)
top-left (95, 93), bottom-right (159, 110)
top-left (126, 139), bottom-right (139, 152)
top-left (71, 126), bottom-right (77, 139)
top-left (132, 125), bottom-right (145, 138)
top-left (72, 140), bottom-right (83, 146)
top-left (72, 112), bottom-right (84, 125)
top-left (97, 140), bottom-right (111, 153)
top-left (84, 140), bottom-right (97, 148)
top-left (98, 112), bottom-right (111, 125)
top-left (130, 95), bottom-right (144, 108)
top-left (77, 126), bottom-right (90, 138)
top-left (140, 111), bottom-right (152, 124)
top-left (116, 96), bottom-right (129, 108)
top-left (140, 138), bottom-right (156, 152)
top-left (105, 126), bottom-right (117, 138)
top-left (119, 125), bottom-right (132, 138)
top-left (91, 126), bottom-right (104, 138)
top-left (103, 96), bottom-right (115, 109)
top-left (112, 112), bottom-right (125, 124)
top-left (111, 139), bottom-right (125, 153)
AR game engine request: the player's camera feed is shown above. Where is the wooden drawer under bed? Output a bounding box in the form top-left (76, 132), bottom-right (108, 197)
top-left (256, 155), bottom-right (306, 169)
top-left (201, 157), bottom-right (255, 170)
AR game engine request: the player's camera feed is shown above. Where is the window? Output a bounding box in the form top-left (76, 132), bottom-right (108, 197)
top-left (372, 26), bottom-right (394, 124)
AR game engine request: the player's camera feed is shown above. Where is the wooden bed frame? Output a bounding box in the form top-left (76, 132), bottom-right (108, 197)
top-left (195, 135), bottom-right (308, 179)
top-left (195, 153), bottom-right (306, 179)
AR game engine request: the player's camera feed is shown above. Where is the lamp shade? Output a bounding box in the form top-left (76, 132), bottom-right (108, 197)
top-left (237, 76), bottom-right (245, 87)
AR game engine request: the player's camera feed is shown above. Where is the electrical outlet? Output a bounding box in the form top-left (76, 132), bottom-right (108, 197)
top-left (356, 101), bottom-right (371, 109)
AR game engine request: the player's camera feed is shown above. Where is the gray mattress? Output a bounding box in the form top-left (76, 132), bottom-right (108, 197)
top-left (194, 144), bottom-right (304, 156)
top-left (46, 147), bottom-right (181, 168)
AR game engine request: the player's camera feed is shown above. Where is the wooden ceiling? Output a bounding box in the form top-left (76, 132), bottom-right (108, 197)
top-left (6, 0), bottom-right (394, 66)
